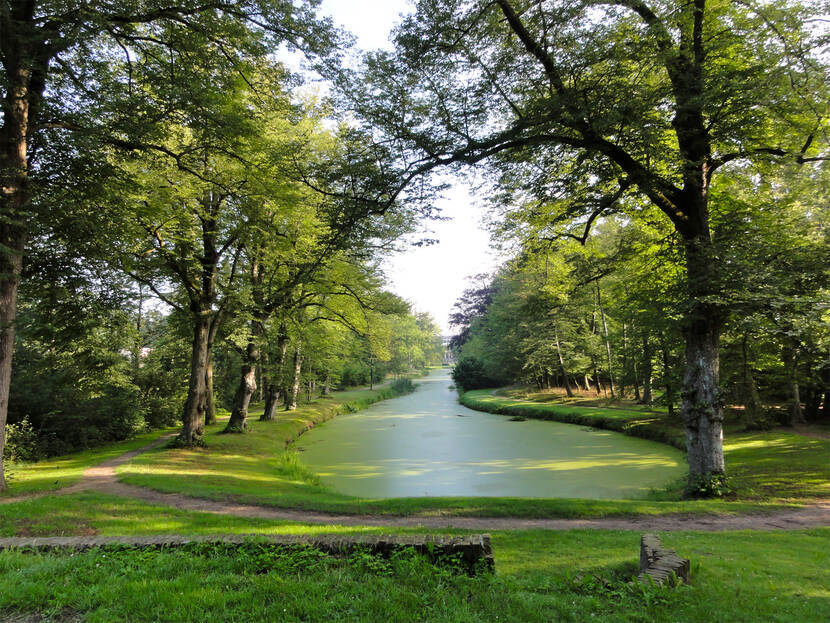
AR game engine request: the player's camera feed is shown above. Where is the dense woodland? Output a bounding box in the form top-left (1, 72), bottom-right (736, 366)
top-left (449, 163), bottom-right (830, 428)
top-left (1, 0), bottom-right (828, 493)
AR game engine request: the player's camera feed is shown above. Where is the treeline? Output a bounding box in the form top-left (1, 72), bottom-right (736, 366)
top-left (451, 165), bottom-right (830, 428)
top-left (0, 5), bottom-right (444, 468)
top-left (8, 267), bottom-right (442, 460)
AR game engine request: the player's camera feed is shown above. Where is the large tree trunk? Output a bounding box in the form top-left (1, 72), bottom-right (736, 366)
top-left (0, 230), bottom-right (24, 492)
top-left (204, 350), bottom-right (216, 425)
top-left (623, 322), bottom-right (632, 399)
top-left (285, 340), bottom-right (303, 411)
top-left (679, 236), bottom-right (725, 486)
top-left (180, 315), bottom-right (211, 444)
top-left (201, 303), bottom-right (221, 427)
top-left (0, 58), bottom-right (40, 489)
top-left (260, 331), bottom-right (288, 421)
top-left (225, 336), bottom-right (259, 432)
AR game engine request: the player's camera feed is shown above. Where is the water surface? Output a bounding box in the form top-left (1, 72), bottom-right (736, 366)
top-left (298, 369), bottom-right (685, 498)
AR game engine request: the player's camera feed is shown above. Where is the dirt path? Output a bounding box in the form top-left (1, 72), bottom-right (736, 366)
top-left (4, 434), bottom-right (829, 532)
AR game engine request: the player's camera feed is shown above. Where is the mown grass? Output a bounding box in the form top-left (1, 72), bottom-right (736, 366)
top-left (0, 426), bottom-right (179, 497)
top-left (462, 390), bottom-right (686, 449)
top-left (461, 391), bottom-right (830, 503)
top-left (0, 493), bottom-right (827, 622)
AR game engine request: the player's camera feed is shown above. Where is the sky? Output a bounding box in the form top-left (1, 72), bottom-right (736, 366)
top-left (317, 0), bottom-right (500, 334)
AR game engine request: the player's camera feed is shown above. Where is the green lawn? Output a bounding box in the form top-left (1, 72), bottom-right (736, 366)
top-left (0, 493), bottom-right (827, 622)
top-left (113, 386), bottom-right (828, 518)
top-left (1, 427), bottom-right (179, 497)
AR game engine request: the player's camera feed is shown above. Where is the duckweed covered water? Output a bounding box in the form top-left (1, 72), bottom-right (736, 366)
top-left (298, 369), bottom-right (685, 499)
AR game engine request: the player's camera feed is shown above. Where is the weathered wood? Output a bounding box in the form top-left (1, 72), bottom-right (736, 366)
top-left (0, 533), bottom-right (495, 574)
top-left (638, 533), bottom-right (690, 585)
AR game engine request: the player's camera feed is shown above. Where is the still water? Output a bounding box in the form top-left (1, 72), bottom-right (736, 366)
top-left (297, 369), bottom-right (685, 499)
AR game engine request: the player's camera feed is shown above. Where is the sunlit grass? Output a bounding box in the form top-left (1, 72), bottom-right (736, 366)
top-left (0, 492), bottom-right (828, 623)
top-left (1, 427), bottom-right (179, 497)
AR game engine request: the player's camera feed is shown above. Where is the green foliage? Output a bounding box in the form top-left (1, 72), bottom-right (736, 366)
top-left (2, 417), bottom-right (39, 463)
top-left (685, 474), bottom-right (733, 500)
top-left (451, 357), bottom-right (500, 392)
top-left (277, 452), bottom-right (321, 487)
top-left (389, 378), bottom-right (415, 394)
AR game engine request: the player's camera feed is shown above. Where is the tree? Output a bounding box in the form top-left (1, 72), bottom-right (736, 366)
top-left (346, 0), bottom-right (829, 491)
top-left (0, 0), bottom-right (338, 485)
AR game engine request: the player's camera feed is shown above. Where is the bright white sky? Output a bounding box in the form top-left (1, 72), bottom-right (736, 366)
top-left (318, 0), bottom-right (500, 334)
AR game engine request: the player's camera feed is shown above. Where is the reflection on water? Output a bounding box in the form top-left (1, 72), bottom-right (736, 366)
top-left (298, 369), bottom-right (685, 499)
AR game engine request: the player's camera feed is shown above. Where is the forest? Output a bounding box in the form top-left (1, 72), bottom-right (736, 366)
top-left (0, 3), bottom-right (444, 478)
top-left (0, 2), bottom-right (829, 621)
top-left (450, 164), bottom-right (830, 429)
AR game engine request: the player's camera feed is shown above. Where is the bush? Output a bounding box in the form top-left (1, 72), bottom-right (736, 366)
top-left (3, 416), bottom-right (40, 462)
top-left (390, 378), bottom-right (415, 393)
top-left (451, 357), bottom-right (499, 392)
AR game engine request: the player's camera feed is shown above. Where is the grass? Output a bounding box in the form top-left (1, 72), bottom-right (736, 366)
top-left (113, 383), bottom-right (828, 519)
top-left (0, 493), bottom-right (827, 622)
top-left (1, 427), bottom-right (179, 497)
top-left (462, 390), bottom-right (686, 450)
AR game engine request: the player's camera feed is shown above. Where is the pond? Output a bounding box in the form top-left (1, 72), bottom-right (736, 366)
top-left (297, 369), bottom-right (685, 499)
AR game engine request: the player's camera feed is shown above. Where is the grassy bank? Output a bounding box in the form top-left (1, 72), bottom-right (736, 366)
top-left (0, 427), bottom-right (179, 497)
top-left (461, 390), bottom-right (830, 503)
top-left (0, 493), bottom-right (827, 622)
top-left (461, 390), bottom-right (686, 449)
top-left (115, 381), bottom-right (430, 513)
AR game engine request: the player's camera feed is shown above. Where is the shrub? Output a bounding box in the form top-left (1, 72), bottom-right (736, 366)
top-left (390, 378), bottom-right (415, 393)
top-left (3, 416), bottom-right (40, 462)
top-left (451, 357), bottom-right (498, 392)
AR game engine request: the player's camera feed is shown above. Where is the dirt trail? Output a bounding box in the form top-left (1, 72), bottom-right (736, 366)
top-left (3, 434), bottom-right (829, 532)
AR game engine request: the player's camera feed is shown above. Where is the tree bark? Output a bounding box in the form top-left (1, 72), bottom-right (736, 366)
top-left (621, 322), bottom-right (629, 397)
top-left (204, 350), bottom-right (217, 426)
top-left (0, 38), bottom-right (49, 487)
top-left (783, 345), bottom-right (806, 425)
top-left (321, 373), bottom-right (331, 395)
top-left (286, 340), bottom-right (303, 411)
top-left (0, 233), bottom-right (24, 491)
top-left (659, 332), bottom-right (675, 419)
top-left (256, 364), bottom-right (264, 403)
top-left (225, 334), bottom-right (259, 432)
top-left (180, 315), bottom-right (210, 444)
top-left (739, 332), bottom-right (762, 427)
top-left (679, 237), bottom-right (725, 482)
top-left (260, 331), bottom-right (288, 421)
